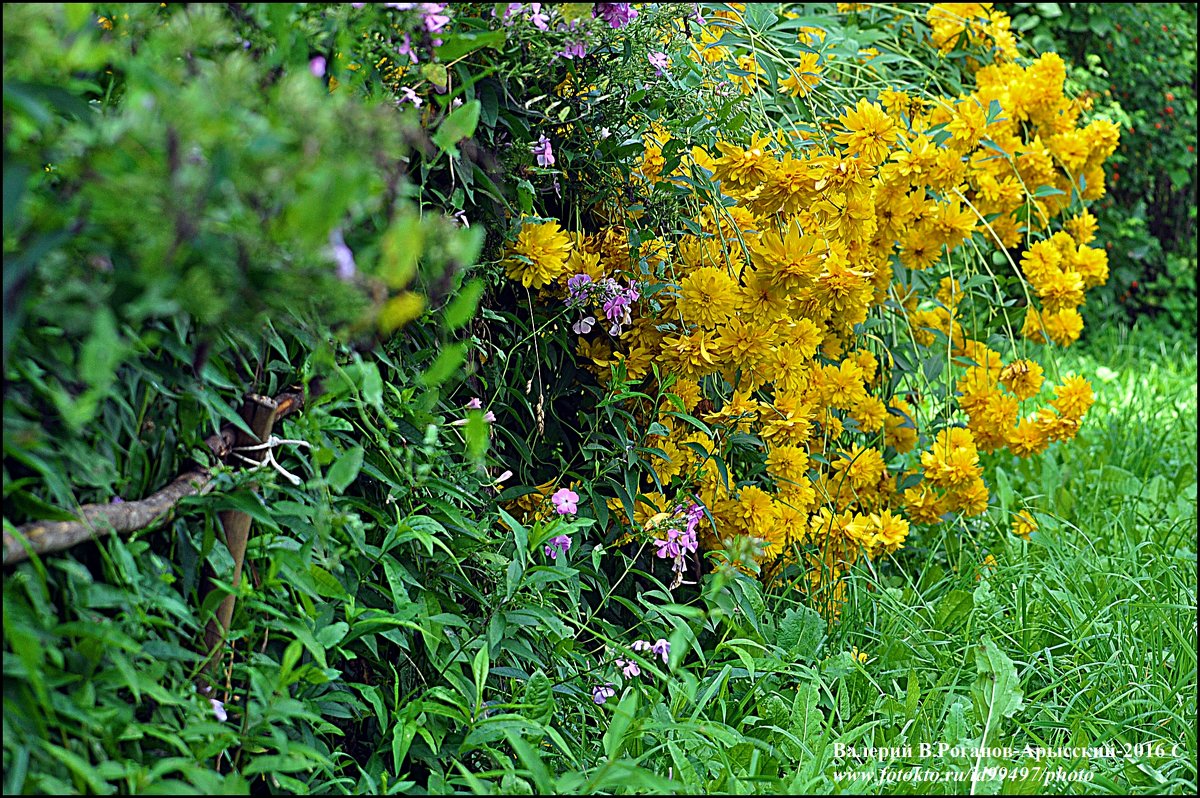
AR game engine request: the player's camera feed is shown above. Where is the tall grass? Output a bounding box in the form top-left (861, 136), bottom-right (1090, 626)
top-left (812, 323), bottom-right (1198, 794)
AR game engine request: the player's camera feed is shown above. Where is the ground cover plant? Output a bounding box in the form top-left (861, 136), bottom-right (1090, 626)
top-left (3, 3), bottom-right (1196, 795)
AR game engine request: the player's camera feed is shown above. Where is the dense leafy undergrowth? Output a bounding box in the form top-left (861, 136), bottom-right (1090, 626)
top-left (3, 3), bottom-right (1196, 794)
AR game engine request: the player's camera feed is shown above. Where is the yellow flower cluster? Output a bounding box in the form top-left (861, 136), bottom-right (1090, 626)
top-left (501, 4), bottom-right (1112, 609)
top-left (926, 3), bottom-right (1019, 61)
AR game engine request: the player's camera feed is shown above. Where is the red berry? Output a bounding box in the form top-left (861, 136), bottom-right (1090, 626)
top-left (1156, 122), bottom-right (1163, 129)
top-left (1163, 24), bottom-right (1168, 32)
top-left (1167, 106), bottom-right (1175, 115)
top-left (1166, 92), bottom-right (1176, 102)
top-left (1189, 145), bottom-right (1196, 153)
top-left (1131, 280), bottom-right (1139, 288)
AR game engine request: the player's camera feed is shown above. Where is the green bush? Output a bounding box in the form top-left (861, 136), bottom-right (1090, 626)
top-left (1002, 2), bottom-right (1198, 334)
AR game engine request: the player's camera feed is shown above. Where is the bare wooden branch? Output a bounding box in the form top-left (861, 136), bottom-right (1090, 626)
top-left (4, 471), bottom-right (211, 565)
top-left (3, 390), bottom-right (306, 568)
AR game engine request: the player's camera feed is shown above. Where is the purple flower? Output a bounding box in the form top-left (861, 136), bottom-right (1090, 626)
top-left (691, 4), bottom-right (706, 25)
top-left (210, 698), bottom-right (228, 722)
top-left (543, 533), bottom-right (572, 559)
top-left (551, 488), bottom-right (579, 515)
top-left (528, 2), bottom-right (550, 30)
top-left (631, 639), bottom-right (652, 653)
top-left (421, 2), bottom-right (451, 33)
top-left (648, 51), bottom-right (670, 77)
top-left (309, 55), bottom-right (327, 78)
top-left (593, 3), bottom-right (638, 29)
top-left (654, 528), bottom-right (682, 559)
top-left (651, 638), bottom-right (670, 664)
top-left (592, 683), bottom-right (616, 704)
top-left (329, 228), bottom-right (357, 281)
top-left (501, 3), bottom-right (525, 24)
top-left (567, 274), bottom-right (593, 302)
top-left (397, 86), bottom-right (423, 108)
top-left (556, 41), bottom-right (588, 60)
top-left (531, 134), bottom-right (555, 167)
top-left (397, 32), bottom-right (419, 64)
top-left (572, 316), bottom-right (595, 335)
top-left (616, 657), bottom-right (641, 678)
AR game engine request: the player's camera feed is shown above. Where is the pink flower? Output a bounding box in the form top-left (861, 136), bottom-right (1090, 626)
top-left (531, 134), bottom-right (555, 167)
top-left (615, 657), bottom-right (641, 678)
top-left (451, 399), bottom-right (496, 426)
top-left (329, 228), bottom-right (357, 281)
top-left (551, 488), bottom-right (579, 515)
top-left (648, 51), bottom-right (670, 77)
top-left (210, 698), bottom-right (228, 722)
top-left (309, 56), bottom-right (327, 78)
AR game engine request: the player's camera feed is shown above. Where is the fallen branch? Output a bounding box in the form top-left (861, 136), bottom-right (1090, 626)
top-left (2, 390), bottom-right (305, 567)
top-left (3, 470), bottom-right (212, 565)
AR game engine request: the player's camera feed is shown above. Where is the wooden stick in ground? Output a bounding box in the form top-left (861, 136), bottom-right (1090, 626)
top-left (3, 471), bottom-right (212, 565)
top-left (201, 394), bottom-right (282, 681)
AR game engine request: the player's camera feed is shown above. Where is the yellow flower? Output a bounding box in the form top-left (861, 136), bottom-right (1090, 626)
top-left (504, 220), bottom-right (573, 289)
top-left (1011, 510), bottom-right (1037, 540)
top-left (834, 99), bottom-right (898, 166)
top-left (1050, 375), bottom-right (1094, 420)
top-left (999, 359), bottom-right (1044, 400)
top-left (679, 266), bottom-right (740, 329)
top-left (779, 52), bottom-right (822, 98)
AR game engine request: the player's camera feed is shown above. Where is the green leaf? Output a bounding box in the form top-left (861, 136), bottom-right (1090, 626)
top-left (309, 565), bottom-right (348, 599)
top-left (379, 213), bottom-right (424, 289)
top-left (971, 637), bottom-right (1024, 746)
top-left (524, 670), bottom-right (555, 724)
top-left (775, 606), bottom-right (826, 660)
top-left (934, 589), bottom-right (974, 630)
top-left (472, 645), bottom-right (489, 716)
top-left (420, 342), bottom-right (467, 387)
top-left (602, 689), bottom-right (639, 760)
top-left (326, 446), bottom-right (364, 493)
top-left (433, 99), bottom-right (481, 154)
top-left (316, 621), bottom-right (349, 647)
top-left (790, 680), bottom-right (824, 750)
top-left (442, 277), bottom-right (485, 331)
